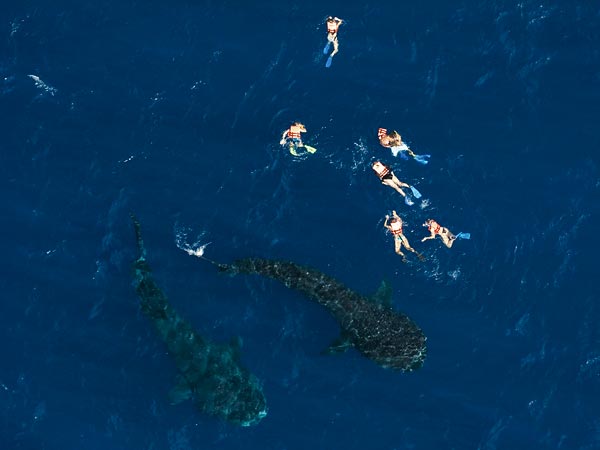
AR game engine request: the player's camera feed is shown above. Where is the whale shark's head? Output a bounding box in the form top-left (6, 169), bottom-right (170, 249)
top-left (196, 371), bottom-right (267, 427)
top-left (225, 378), bottom-right (268, 427)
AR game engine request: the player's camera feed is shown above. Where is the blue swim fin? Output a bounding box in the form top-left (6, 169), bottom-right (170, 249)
top-left (323, 42), bottom-right (331, 54)
top-left (399, 150), bottom-right (409, 160)
top-left (409, 186), bottom-right (422, 199)
top-left (456, 232), bottom-right (471, 240)
top-left (404, 196), bottom-right (414, 206)
top-left (413, 154), bottom-right (431, 164)
top-left (325, 56), bottom-right (333, 68)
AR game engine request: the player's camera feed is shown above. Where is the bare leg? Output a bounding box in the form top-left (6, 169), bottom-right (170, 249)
top-left (394, 236), bottom-right (407, 262)
top-left (391, 175), bottom-right (410, 189)
top-left (401, 235), bottom-right (425, 261)
top-left (331, 37), bottom-right (339, 57)
top-left (382, 179), bottom-right (406, 196)
top-left (440, 229), bottom-right (456, 248)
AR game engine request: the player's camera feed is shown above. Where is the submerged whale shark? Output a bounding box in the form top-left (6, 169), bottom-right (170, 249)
top-left (218, 258), bottom-right (427, 371)
top-left (131, 217), bottom-right (267, 426)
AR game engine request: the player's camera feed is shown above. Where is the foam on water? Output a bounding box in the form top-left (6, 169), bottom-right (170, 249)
top-left (174, 224), bottom-right (210, 258)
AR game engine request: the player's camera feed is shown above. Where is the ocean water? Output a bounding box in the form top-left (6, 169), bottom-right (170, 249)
top-left (2, 1), bottom-right (599, 449)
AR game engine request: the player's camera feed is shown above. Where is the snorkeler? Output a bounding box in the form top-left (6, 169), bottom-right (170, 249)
top-left (371, 161), bottom-right (422, 206)
top-left (421, 219), bottom-right (470, 248)
top-left (384, 211), bottom-right (424, 262)
top-left (377, 128), bottom-right (430, 164)
top-left (323, 16), bottom-right (343, 67)
top-left (280, 122), bottom-right (316, 156)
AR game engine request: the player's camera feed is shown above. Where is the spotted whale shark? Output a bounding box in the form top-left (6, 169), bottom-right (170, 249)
top-left (131, 217), bottom-right (267, 426)
top-left (218, 258), bottom-right (427, 371)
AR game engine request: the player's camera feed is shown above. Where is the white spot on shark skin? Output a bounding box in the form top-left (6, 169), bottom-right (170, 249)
top-left (27, 74), bottom-right (57, 96)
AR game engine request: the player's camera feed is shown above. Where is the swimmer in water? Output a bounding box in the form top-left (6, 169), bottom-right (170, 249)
top-left (325, 16), bottom-right (343, 59)
top-left (421, 219), bottom-right (458, 248)
top-left (377, 128), bottom-right (430, 163)
top-left (384, 211), bottom-right (424, 262)
top-left (371, 161), bottom-right (419, 205)
top-left (280, 122), bottom-right (307, 155)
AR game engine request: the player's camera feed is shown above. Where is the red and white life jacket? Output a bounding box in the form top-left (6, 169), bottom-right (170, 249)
top-left (389, 219), bottom-right (403, 236)
top-left (428, 221), bottom-right (441, 234)
top-left (378, 128), bottom-right (387, 139)
top-left (327, 21), bottom-right (338, 34)
top-left (287, 126), bottom-right (302, 139)
top-left (372, 162), bottom-right (390, 179)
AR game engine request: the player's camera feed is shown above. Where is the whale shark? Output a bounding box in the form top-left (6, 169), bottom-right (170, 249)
top-left (218, 258), bottom-right (427, 371)
top-left (131, 217), bottom-right (267, 426)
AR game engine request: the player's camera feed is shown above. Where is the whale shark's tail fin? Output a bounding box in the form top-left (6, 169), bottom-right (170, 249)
top-left (131, 213), bottom-right (147, 262)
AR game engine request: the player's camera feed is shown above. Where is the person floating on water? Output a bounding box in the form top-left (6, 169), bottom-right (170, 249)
top-left (421, 219), bottom-right (470, 248)
top-left (280, 122), bottom-right (316, 156)
top-left (323, 16), bottom-right (343, 68)
top-left (377, 128), bottom-right (430, 164)
top-left (384, 211), bottom-right (425, 262)
top-left (371, 160), bottom-right (422, 206)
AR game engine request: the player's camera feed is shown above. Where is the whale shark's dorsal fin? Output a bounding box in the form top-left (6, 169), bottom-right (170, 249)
top-left (370, 279), bottom-right (392, 307)
top-left (169, 375), bottom-right (192, 405)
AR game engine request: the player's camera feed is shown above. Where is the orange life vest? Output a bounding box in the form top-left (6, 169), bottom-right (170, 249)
top-left (390, 219), bottom-right (403, 236)
top-left (372, 162), bottom-right (390, 179)
top-left (287, 126), bottom-right (302, 139)
top-left (327, 21), bottom-right (338, 34)
top-left (428, 221), bottom-right (441, 234)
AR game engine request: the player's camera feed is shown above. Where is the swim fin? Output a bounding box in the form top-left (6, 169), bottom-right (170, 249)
top-left (323, 42), bottom-right (331, 54)
top-left (325, 56), bottom-right (333, 68)
top-left (409, 186), bottom-right (422, 199)
top-left (456, 232), bottom-right (471, 240)
top-left (413, 154), bottom-right (431, 164)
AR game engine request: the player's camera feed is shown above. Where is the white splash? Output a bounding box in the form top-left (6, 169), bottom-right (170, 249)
top-left (175, 225), bottom-right (210, 258)
top-left (183, 242), bottom-right (211, 258)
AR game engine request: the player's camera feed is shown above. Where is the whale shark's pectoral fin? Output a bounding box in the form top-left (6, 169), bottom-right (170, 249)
top-left (322, 333), bottom-right (353, 355)
top-left (168, 375), bottom-right (192, 405)
top-left (370, 279), bottom-right (393, 307)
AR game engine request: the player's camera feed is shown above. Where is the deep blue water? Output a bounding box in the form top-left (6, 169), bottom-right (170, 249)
top-left (2, 1), bottom-right (600, 449)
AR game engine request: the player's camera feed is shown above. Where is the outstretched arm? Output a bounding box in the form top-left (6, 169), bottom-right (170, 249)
top-left (421, 233), bottom-right (436, 242)
top-left (279, 130), bottom-right (288, 145)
